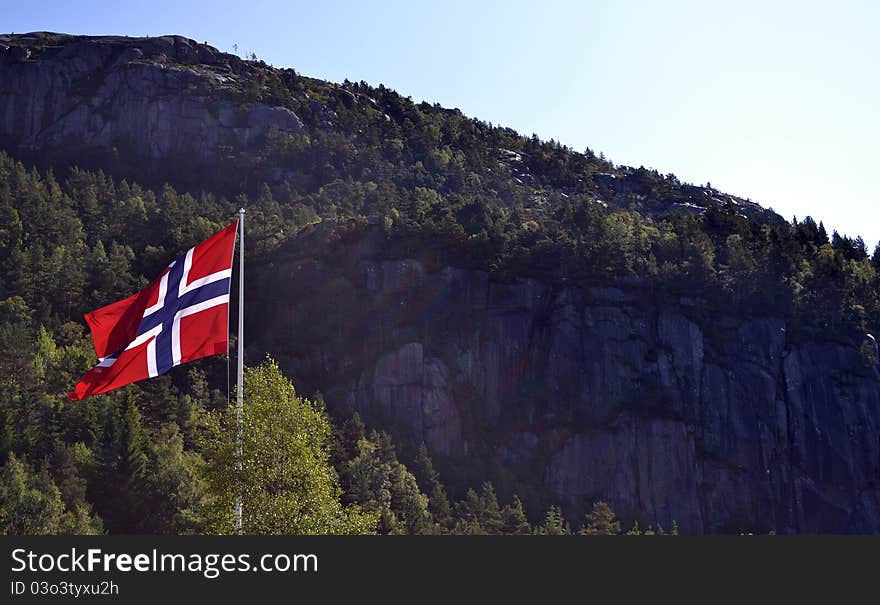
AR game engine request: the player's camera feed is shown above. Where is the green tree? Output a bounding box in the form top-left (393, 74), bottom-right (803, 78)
top-left (579, 501), bottom-right (622, 535)
top-left (501, 495), bottom-right (532, 535)
top-left (196, 357), bottom-right (376, 534)
top-left (536, 505), bottom-right (570, 535)
top-left (475, 482), bottom-right (504, 534)
top-left (413, 444), bottom-right (453, 531)
top-left (452, 488), bottom-right (488, 534)
top-left (142, 423), bottom-right (206, 534)
top-left (0, 453), bottom-right (102, 535)
top-left (341, 432), bottom-right (433, 535)
top-left (90, 397), bottom-right (149, 532)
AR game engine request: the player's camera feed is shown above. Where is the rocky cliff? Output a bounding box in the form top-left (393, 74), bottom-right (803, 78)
top-left (251, 224), bottom-right (880, 534)
top-left (0, 32), bottom-right (305, 166)
top-left (0, 32), bottom-right (780, 223)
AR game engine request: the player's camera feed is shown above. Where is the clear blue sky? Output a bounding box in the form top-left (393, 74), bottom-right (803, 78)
top-left (6, 0), bottom-right (880, 247)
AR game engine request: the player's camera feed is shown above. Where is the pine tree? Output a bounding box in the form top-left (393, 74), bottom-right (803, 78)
top-left (579, 501), bottom-right (622, 535)
top-left (477, 482), bottom-right (504, 534)
top-left (501, 495), bottom-right (532, 535)
top-left (453, 489), bottom-right (487, 534)
top-left (536, 505), bottom-right (570, 535)
top-left (413, 443), bottom-right (453, 530)
top-left (142, 423), bottom-right (205, 534)
top-left (0, 453), bottom-right (101, 534)
top-left (121, 400), bottom-right (149, 517)
top-left (388, 462), bottom-right (433, 535)
top-left (341, 434), bottom-right (433, 534)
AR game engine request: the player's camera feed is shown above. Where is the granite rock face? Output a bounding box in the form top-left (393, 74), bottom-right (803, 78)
top-left (251, 229), bottom-right (880, 534)
top-left (0, 33), bottom-right (304, 163)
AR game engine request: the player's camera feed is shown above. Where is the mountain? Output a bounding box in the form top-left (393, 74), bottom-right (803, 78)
top-left (2, 32), bottom-right (879, 533)
top-left (0, 31), bottom-right (775, 220)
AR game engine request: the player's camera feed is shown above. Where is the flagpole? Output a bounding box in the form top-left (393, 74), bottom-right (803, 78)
top-left (236, 207), bottom-right (245, 534)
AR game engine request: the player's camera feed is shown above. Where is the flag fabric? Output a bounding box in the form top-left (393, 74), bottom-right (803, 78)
top-left (68, 221), bottom-right (238, 400)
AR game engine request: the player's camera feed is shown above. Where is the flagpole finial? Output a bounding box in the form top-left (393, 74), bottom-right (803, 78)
top-left (239, 207), bottom-right (246, 215)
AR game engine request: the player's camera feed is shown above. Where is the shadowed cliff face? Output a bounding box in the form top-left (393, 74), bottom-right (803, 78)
top-left (250, 225), bottom-right (880, 534)
top-left (0, 33), bottom-right (304, 164)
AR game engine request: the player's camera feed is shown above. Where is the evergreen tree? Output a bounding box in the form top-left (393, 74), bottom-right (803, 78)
top-left (501, 495), bottom-right (532, 535)
top-left (453, 488), bottom-right (488, 534)
top-left (142, 423), bottom-right (205, 534)
top-left (341, 433), bottom-right (433, 535)
top-left (120, 399), bottom-right (149, 529)
top-left (0, 453), bottom-right (102, 534)
top-left (536, 505), bottom-right (570, 535)
top-left (579, 501), bottom-right (622, 535)
top-left (476, 482), bottom-right (504, 534)
top-left (413, 444), bottom-right (453, 530)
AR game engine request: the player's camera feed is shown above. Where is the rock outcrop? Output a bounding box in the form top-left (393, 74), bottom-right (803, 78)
top-left (0, 32), bottom-right (304, 164)
top-left (592, 171), bottom-right (776, 222)
top-left (251, 227), bottom-right (880, 534)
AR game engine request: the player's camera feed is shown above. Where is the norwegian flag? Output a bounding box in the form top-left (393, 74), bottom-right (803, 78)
top-left (68, 221), bottom-right (238, 400)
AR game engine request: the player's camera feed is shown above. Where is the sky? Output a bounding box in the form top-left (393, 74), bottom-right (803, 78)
top-left (5, 0), bottom-right (879, 246)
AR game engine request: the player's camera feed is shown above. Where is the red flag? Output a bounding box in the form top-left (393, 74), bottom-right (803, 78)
top-left (68, 221), bottom-right (238, 400)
